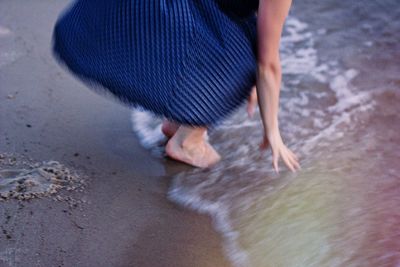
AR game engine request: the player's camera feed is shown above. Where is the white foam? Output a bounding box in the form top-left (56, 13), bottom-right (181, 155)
top-left (130, 16), bottom-right (376, 267)
top-left (0, 51), bottom-right (22, 68)
top-left (169, 186), bottom-right (251, 267)
top-left (0, 26), bottom-right (26, 68)
top-left (328, 69), bottom-right (372, 113)
top-left (130, 108), bottom-right (165, 149)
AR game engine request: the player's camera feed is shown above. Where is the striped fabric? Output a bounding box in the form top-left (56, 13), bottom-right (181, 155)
top-left (53, 0), bottom-right (259, 126)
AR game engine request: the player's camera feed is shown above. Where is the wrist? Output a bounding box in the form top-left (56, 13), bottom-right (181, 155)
top-left (265, 123), bottom-right (280, 136)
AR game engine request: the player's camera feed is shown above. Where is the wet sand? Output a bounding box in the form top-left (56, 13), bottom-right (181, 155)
top-left (0, 1), bottom-right (230, 266)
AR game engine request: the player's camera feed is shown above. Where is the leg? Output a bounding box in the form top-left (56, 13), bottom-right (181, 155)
top-left (165, 125), bottom-right (221, 168)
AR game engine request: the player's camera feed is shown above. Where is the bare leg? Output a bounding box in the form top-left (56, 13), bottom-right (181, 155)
top-left (161, 119), bottom-right (180, 138)
top-left (165, 125), bottom-right (221, 168)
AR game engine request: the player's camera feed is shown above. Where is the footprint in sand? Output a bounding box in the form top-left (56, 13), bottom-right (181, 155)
top-left (0, 160), bottom-right (83, 201)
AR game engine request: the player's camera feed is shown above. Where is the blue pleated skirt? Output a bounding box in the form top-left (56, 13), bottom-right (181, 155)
top-left (53, 0), bottom-right (258, 126)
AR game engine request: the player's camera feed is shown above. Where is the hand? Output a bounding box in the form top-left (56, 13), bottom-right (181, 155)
top-left (247, 86), bottom-right (258, 118)
top-left (260, 130), bottom-right (301, 173)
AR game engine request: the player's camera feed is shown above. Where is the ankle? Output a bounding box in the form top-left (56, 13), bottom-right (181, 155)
top-left (173, 126), bottom-right (206, 143)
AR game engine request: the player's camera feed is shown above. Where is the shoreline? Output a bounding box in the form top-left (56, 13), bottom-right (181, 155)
top-left (0, 1), bottom-right (231, 266)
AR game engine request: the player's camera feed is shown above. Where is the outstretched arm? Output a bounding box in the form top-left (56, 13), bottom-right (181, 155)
top-left (256, 0), bottom-right (300, 173)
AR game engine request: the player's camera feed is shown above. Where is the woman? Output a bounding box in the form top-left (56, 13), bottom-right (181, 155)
top-left (53, 0), bottom-right (300, 172)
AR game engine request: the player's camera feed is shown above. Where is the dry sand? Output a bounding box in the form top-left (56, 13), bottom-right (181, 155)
top-left (0, 1), bottom-right (230, 266)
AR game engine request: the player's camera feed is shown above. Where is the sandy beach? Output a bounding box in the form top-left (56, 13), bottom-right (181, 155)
top-left (2, 0), bottom-right (400, 266)
top-left (0, 1), bottom-right (231, 266)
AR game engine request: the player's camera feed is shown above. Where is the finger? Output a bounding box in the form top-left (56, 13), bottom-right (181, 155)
top-left (290, 154), bottom-right (301, 170)
top-left (294, 160), bottom-right (301, 171)
top-left (284, 156), bottom-right (295, 172)
top-left (273, 152), bottom-right (280, 174)
top-left (288, 150), bottom-right (299, 167)
top-left (283, 147), bottom-right (299, 170)
top-left (281, 150), bottom-right (296, 173)
top-left (288, 149), bottom-right (299, 161)
top-left (287, 150), bottom-right (301, 171)
top-left (287, 150), bottom-right (301, 170)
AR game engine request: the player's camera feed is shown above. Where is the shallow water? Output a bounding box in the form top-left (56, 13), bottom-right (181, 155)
top-left (132, 1), bottom-right (400, 266)
top-left (0, 25), bottom-right (26, 69)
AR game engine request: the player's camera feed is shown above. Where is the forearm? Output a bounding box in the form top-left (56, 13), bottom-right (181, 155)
top-left (256, 0), bottom-right (291, 134)
top-left (256, 62), bottom-right (282, 134)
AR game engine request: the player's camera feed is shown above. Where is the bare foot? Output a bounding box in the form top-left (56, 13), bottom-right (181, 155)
top-left (161, 119), bottom-right (180, 138)
top-left (165, 135), bottom-right (221, 168)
